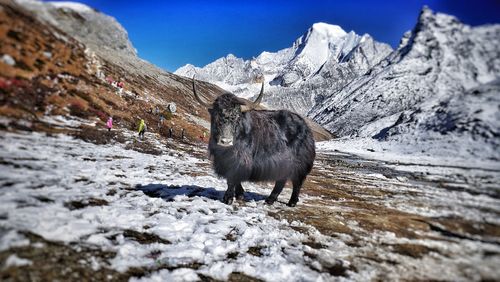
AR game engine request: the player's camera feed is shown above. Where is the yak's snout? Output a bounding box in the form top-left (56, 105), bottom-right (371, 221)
top-left (217, 126), bottom-right (234, 146)
top-left (219, 137), bottom-right (233, 147)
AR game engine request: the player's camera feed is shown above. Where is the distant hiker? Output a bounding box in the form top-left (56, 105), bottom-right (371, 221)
top-left (106, 116), bottom-right (113, 132)
top-left (199, 131), bottom-right (207, 142)
top-left (138, 119), bottom-right (146, 139)
top-left (168, 127), bottom-right (173, 138)
top-left (158, 114), bottom-right (164, 128)
top-left (181, 128), bottom-right (185, 140)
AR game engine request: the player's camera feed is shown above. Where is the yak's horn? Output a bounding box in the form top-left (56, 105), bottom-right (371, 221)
top-left (192, 76), bottom-right (210, 108)
top-left (241, 81), bottom-right (265, 112)
top-left (252, 82), bottom-right (264, 106)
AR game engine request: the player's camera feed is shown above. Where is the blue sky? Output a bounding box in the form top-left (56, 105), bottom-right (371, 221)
top-left (50, 0), bottom-right (500, 72)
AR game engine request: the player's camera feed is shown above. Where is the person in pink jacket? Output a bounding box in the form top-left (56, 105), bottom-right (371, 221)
top-left (106, 116), bottom-right (113, 131)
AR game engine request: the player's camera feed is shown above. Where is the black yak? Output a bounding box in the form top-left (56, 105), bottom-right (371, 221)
top-left (192, 78), bottom-right (315, 207)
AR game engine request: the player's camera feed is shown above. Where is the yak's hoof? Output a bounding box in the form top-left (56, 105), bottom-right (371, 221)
top-left (265, 197), bottom-right (276, 205)
top-left (223, 196), bottom-right (234, 205)
top-left (287, 201), bottom-right (297, 207)
top-left (235, 194), bottom-right (244, 201)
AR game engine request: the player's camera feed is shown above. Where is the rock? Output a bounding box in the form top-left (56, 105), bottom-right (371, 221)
top-left (1, 54), bottom-right (15, 66)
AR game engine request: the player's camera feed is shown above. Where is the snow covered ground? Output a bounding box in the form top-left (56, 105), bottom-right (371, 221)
top-left (0, 131), bottom-right (326, 281)
top-left (317, 137), bottom-right (500, 171)
top-left (0, 119), bottom-right (499, 281)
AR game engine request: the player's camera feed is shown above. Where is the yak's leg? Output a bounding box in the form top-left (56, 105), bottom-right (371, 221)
top-left (288, 176), bottom-right (306, 207)
top-left (265, 180), bottom-right (287, 205)
top-left (235, 182), bottom-right (245, 201)
top-left (223, 180), bottom-right (236, 205)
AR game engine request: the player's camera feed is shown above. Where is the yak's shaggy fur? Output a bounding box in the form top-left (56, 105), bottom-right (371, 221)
top-left (207, 93), bottom-right (315, 207)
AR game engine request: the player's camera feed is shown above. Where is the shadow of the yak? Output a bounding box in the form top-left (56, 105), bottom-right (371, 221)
top-left (136, 183), bottom-right (267, 203)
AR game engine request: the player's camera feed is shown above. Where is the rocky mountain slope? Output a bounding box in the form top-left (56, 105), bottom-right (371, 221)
top-left (175, 23), bottom-right (392, 115)
top-left (310, 7), bottom-right (500, 160)
top-left (0, 0), bottom-right (225, 143)
top-left (16, 0), bottom-right (137, 57)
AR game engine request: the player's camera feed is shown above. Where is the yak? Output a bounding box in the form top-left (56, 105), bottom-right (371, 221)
top-left (192, 78), bottom-right (315, 207)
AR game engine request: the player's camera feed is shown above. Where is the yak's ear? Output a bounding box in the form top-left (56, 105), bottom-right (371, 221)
top-left (236, 97), bottom-right (251, 112)
top-left (235, 97), bottom-right (247, 105)
top-left (240, 104), bottom-right (251, 112)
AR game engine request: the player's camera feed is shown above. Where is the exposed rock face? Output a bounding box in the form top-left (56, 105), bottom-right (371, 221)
top-left (15, 0), bottom-right (137, 57)
top-left (175, 23), bottom-right (393, 115)
top-left (309, 7), bottom-right (500, 159)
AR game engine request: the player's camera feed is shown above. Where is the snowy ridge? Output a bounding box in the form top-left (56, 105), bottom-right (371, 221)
top-left (290, 23), bottom-right (358, 80)
top-left (175, 22), bottom-right (392, 115)
top-left (48, 1), bottom-right (94, 13)
top-left (310, 7), bottom-right (500, 161)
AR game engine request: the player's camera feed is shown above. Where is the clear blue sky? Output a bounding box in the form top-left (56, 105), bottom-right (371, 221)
top-left (50, 0), bottom-right (499, 72)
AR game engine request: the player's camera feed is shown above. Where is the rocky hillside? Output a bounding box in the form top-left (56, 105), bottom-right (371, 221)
top-left (175, 23), bottom-right (392, 115)
top-left (310, 7), bottom-right (500, 160)
top-left (0, 0), bottom-right (226, 143)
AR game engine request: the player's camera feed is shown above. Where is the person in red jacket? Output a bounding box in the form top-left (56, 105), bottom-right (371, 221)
top-left (106, 116), bottom-right (113, 131)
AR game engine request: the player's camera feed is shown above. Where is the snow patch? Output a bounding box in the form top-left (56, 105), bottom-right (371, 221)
top-left (4, 254), bottom-right (32, 268)
top-left (48, 1), bottom-right (94, 13)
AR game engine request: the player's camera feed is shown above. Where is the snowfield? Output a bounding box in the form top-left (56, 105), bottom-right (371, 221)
top-left (1, 122), bottom-right (499, 281)
top-left (0, 131), bottom-right (330, 281)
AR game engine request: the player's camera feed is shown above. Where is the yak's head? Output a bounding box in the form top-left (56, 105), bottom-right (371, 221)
top-left (192, 77), bottom-right (264, 147)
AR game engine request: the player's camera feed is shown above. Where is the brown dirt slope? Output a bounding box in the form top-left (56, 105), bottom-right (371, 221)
top-left (0, 0), bottom-right (220, 142)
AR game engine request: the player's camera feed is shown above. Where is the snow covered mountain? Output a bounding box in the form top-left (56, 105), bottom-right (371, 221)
top-left (175, 23), bottom-right (392, 115)
top-left (310, 7), bottom-right (500, 160)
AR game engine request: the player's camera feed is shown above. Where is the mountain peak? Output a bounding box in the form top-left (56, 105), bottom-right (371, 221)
top-left (310, 22), bottom-right (347, 38)
top-left (293, 22), bottom-right (354, 54)
top-left (419, 5), bottom-right (433, 18)
top-left (416, 5), bottom-right (462, 31)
